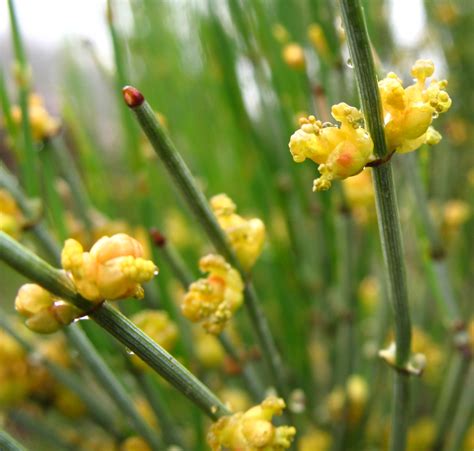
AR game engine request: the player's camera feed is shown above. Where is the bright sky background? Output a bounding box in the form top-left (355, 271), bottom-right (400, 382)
top-left (0, 0), bottom-right (426, 61)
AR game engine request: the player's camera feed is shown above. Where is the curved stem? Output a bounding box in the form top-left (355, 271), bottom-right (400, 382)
top-left (339, 1), bottom-right (412, 450)
top-left (0, 231), bottom-right (230, 421)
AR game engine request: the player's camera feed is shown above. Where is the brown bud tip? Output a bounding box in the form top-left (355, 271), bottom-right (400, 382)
top-left (149, 228), bottom-right (166, 248)
top-left (122, 86), bottom-right (144, 108)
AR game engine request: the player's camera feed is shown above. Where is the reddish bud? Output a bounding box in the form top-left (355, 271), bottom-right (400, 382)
top-left (122, 86), bottom-right (144, 108)
top-left (149, 228), bottom-right (166, 248)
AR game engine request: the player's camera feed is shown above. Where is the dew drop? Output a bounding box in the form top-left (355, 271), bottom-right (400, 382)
top-left (126, 348), bottom-right (135, 356)
top-left (73, 315), bottom-right (90, 323)
top-left (346, 58), bottom-right (354, 68)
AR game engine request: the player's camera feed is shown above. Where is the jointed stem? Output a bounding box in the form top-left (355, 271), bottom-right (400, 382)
top-left (339, 1), bottom-right (413, 450)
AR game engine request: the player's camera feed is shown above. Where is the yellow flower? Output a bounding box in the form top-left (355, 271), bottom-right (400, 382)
top-left (15, 283), bottom-right (81, 334)
top-left (378, 59), bottom-right (451, 153)
top-left (130, 310), bottom-right (178, 370)
top-left (194, 328), bottom-right (225, 368)
top-left (342, 169), bottom-right (375, 224)
top-left (308, 24), bottom-right (329, 60)
top-left (210, 194), bottom-right (266, 270)
top-left (298, 428), bottom-right (331, 451)
top-left (218, 388), bottom-right (252, 413)
top-left (61, 233), bottom-right (157, 302)
top-left (181, 254), bottom-right (244, 334)
top-left (0, 329), bottom-right (31, 407)
top-left (407, 418), bottom-right (435, 451)
top-left (289, 103), bottom-right (374, 191)
top-left (11, 93), bottom-right (60, 141)
top-left (282, 43), bottom-right (306, 70)
top-left (120, 436), bottom-right (151, 451)
top-left (207, 396), bottom-right (296, 451)
top-left (0, 189), bottom-right (24, 239)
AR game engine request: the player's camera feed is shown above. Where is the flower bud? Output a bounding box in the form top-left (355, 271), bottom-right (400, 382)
top-left (210, 194), bottom-right (265, 270)
top-left (182, 254), bottom-right (244, 334)
top-left (15, 284), bottom-right (80, 334)
top-left (0, 189), bottom-right (24, 239)
top-left (289, 104), bottom-right (374, 191)
top-left (61, 233), bottom-right (157, 302)
top-left (207, 396), bottom-right (296, 450)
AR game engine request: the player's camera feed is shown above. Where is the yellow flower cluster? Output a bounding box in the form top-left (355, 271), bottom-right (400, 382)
top-left (15, 283), bottom-right (80, 334)
top-left (207, 396), bottom-right (296, 451)
top-left (0, 329), bottom-right (30, 407)
top-left (379, 59), bottom-right (451, 153)
top-left (289, 103), bottom-right (374, 191)
top-left (342, 169), bottom-right (376, 224)
top-left (61, 233), bottom-right (157, 303)
top-left (181, 254), bottom-right (244, 334)
top-left (326, 374), bottom-right (369, 425)
top-left (12, 93), bottom-right (61, 141)
top-left (0, 189), bottom-right (24, 239)
top-left (210, 194), bottom-right (265, 270)
top-left (130, 310), bottom-right (178, 370)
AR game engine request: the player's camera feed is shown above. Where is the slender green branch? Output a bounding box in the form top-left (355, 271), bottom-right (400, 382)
top-left (7, 0), bottom-right (38, 196)
top-left (0, 161), bottom-right (60, 262)
top-left (0, 429), bottom-right (27, 451)
top-left (0, 314), bottom-right (123, 438)
top-left (9, 410), bottom-right (74, 451)
top-left (444, 361), bottom-right (474, 451)
top-left (64, 324), bottom-right (163, 450)
top-left (0, 231), bottom-right (230, 421)
top-left (123, 87), bottom-right (290, 400)
top-left (339, 1), bottom-right (412, 450)
top-left (48, 136), bottom-right (94, 232)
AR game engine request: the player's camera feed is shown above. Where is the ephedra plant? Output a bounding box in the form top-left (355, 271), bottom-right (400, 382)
top-left (0, 0), bottom-right (473, 450)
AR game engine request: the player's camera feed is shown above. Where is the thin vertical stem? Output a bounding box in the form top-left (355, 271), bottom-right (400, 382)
top-left (7, 0), bottom-right (38, 196)
top-left (339, 1), bottom-right (412, 450)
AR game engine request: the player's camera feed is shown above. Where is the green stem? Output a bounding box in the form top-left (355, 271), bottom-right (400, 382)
top-left (9, 410), bottom-right (74, 451)
top-left (124, 88), bottom-right (290, 400)
top-left (0, 161), bottom-right (60, 263)
top-left (49, 136), bottom-right (94, 232)
top-left (444, 361), bottom-right (474, 451)
top-left (0, 429), bottom-right (27, 451)
top-left (339, 1), bottom-right (412, 450)
top-left (0, 231), bottom-right (230, 421)
top-left (7, 0), bottom-right (39, 196)
top-left (432, 354), bottom-right (470, 451)
top-left (64, 324), bottom-right (163, 450)
top-left (0, 314), bottom-right (123, 438)
top-left (134, 370), bottom-right (186, 448)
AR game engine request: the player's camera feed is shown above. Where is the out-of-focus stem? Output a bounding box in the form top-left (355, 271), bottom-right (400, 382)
top-left (9, 409), bottom-right (74, 451)
top-left (339, 1), bottom-right (412, 450)
top-left (0, 231), bottom-right (230, 421)
top-left (444, 361), bottom-right (474, 451)
top-left (0, 314), bottom-right (123, 438)
top-left (124, 87), bottom-right (291, 401)
top-left (64, 324), bottom-right (163, 450)
top-left (0, 428), bottom-right (27, 451)
top-left (0, 161), bottom-right (60, 262)
top-left (7, 0), bottom-right (38, 196)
